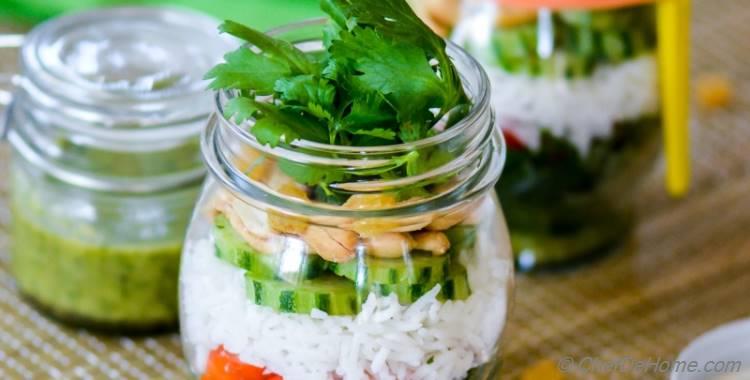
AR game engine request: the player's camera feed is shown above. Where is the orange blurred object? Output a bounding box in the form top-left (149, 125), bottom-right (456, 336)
top-left (696, 73), bottom-right (734, 110)
top-left (202, 346), bottom-right (283, 380)
top-left (520, 359), bottom-right (566, 380)
top-left (420, 0), bottom-right (537, 33)
top-left (425, 0), bottom-right (460, 28)
top-left (497, 7), bottom-right (538, 27)
top-left (498, 0), bottom-right (652, 10)
top-left (417, 0), bottom-right (458, 36)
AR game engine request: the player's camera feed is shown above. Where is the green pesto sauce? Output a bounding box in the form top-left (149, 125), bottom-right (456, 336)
top-left (10, 208), bottom-right (182, 330)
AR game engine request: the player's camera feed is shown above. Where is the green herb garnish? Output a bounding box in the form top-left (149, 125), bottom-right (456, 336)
top-left (206, 0), bottom-right (471, 203)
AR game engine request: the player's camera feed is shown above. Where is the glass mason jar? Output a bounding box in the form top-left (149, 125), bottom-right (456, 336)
top-left (1, 7), bottom-right (234, 332)
top-left (179, 20), bottom-right (513, 380)
top-left (453, 0), bottom-right (662, 271)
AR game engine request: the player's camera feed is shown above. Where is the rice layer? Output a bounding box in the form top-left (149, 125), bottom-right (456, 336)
top-left (181, 235), bottom-right (511, 380)
top-left (490, 54), bottom-right (659, 154)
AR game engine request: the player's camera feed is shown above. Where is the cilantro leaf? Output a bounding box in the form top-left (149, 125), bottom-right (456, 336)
top-left (206, 0), bottom-right (473, 205)
top-left (342, 93), bottom-right (396, 129)
top-left (320, 0), bottom-right (354, 32)
top-left (350, 151), bottom-right (419, 177)
top-left (321, 53), bottom-right (343, 80)
top-left (250, 101), bottom-right (328, 146)
top-left (350, 128), bottom-right (396, 140)
top-left (277, 159), bottom-right (347, 186)
top-left (331, 28), bottom-right (445, 124)
top-left (411, 147), bottom-right (455, 175)
top-left (274, 75), bottom-right (336, 116)
top-left (252, 117), bottom-right (301, 147)
top-left (204, 48), bottom-right (291, 94)
top-left (274, 75), bottom-right (340, 143)
top-left (227, 96), bottom-right (329, 147)
top-left (322, 0), bottom-right (467, 109)
top-left (398, 121), bottom-right (426, 143)
top-left (224, 96), bottom-right (258, 122)
top-left (219, 20), bottom-right (316, 75)
top-left (323, 0), bottom-right (437, 45)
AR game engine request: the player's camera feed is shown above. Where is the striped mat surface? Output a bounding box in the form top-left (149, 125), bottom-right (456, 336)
top-left (1, 0), bottom-right (750, 378)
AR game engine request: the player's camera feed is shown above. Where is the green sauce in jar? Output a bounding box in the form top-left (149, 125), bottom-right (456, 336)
top-left (8, 158), bottom-right (199, 332)
top-left (4, 7), bottom-right (234, 332)
top-left (10, 211), bottom-right (182, 331)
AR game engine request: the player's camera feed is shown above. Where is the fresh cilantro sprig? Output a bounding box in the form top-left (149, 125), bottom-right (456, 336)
top-left (205, 0), bottom-right (472, 203)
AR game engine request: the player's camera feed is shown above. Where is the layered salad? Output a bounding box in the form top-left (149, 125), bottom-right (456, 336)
top-left (455, 2), bottom-right (661, 269)
top-left (180, 1), bottom-right (512, 379)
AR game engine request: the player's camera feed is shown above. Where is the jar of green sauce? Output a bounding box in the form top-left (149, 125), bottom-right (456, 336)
top-left (0, 7), bottom-right (234, 332)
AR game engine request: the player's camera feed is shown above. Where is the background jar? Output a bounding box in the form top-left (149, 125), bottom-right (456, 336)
top-left (1, 7), bottom-right (234, 332)
top-left (179, 19), bottom-right (513, 380)
top-left (453, 0), bottom-right (663, 271)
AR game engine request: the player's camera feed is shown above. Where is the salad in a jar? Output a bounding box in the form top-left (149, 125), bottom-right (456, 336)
top-left (449, 0), bottom-right (662, 270)
top-left (179, 1), bottom-right (513, 379)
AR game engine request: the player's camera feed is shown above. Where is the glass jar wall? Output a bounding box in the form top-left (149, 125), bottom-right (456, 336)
top-left (8, 152), bottom-right (199, 331)
top-left (454, 0), bottom-right (662, 271)
top-left (179, 20), bottom-right (513, 380)
top-left (4, 7), bottom-right (234, 332)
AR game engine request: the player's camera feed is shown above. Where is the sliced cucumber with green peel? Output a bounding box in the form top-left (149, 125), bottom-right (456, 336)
top-left (627, 30), bottom-right (651, 57)
top-left (213, 215), bottom-right (327, 280)
top-left (487, 5), bottom-right (656, 78)
top-left (365, 263), bottom-right (472, 303)
top-left (366, 282), bottom-right (433, 304)
top-left (601, 31), bottom-right (628, 61)
top-left (330, 252), bottom-right (449, 286)
top-left (558, 10), bottom-right (593, 28)
top-left (245, 274), bottom-right (358, 316)
top-left (440, 265), bottom-right (471, 301)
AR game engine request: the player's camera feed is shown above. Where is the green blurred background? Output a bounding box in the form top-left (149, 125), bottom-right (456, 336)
top-left (0, 0), bottom-right (323, 29)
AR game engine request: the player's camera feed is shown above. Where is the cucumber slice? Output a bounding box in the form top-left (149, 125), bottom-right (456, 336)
top-left (496, 28), bottom-right (530, 59)
top-left (601, 31), bottom-right (628, 61)
top-left (329, 252), bottom-right (450, 286)
top-left (440, 265), bottom-right (471, 301)
top-left (367, 282), bottom-right (431, 304)
top-left (366, 263), bottom-right (472, 303)
top-left (245, 274), bottom-right (358, 316)
top-left (628, 30), bottom-right (649, 57)
top-left (564, 54), bottom-right (592, 78)
top-left (589, 12), bottom-right (620, 31)
top-left (493, 28), bottom-right (532, 72)
top-left (213, 215), bottom-right (327, 280)
top-left (576, 28), bottom-right (596, 57)
top-left (558, 10), bottom-right (592, 27)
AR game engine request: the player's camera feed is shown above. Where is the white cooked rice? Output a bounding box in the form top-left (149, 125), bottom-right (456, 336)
top-left (488, 54), bottom-right (659, 154)
top-left (181, 230), bottom-right (511, 380)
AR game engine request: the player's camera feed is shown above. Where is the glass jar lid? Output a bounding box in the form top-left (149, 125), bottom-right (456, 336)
top-left (19, 6), bottom-right (235, 128)
top-left (7, 7), bottom-right (237, 193)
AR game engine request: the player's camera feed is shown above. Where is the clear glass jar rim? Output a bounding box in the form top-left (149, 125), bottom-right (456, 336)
top-left (203, 116), bottom-right (505, 219)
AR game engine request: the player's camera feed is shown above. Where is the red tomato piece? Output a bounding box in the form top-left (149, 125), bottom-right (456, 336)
top-left (502, 128), bottom-right (526, 150)
top-left (201, 346), bottom-right (283, 380)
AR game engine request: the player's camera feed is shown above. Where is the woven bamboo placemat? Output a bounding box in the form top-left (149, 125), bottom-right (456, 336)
top-left (1, 0), bottom-right (749, 378)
